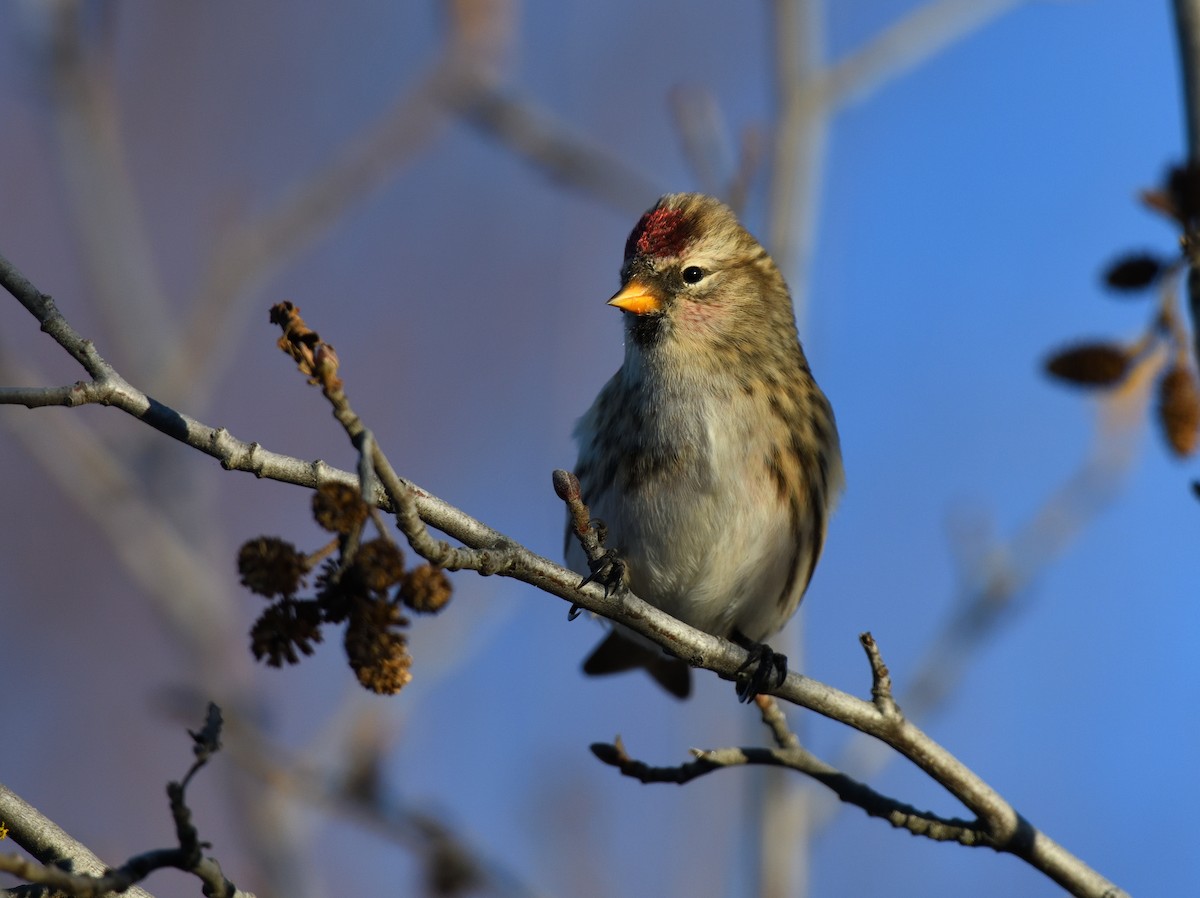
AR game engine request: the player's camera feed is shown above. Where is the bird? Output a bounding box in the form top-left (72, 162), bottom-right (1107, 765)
top-left (567, 192), bottom-right (843, 700)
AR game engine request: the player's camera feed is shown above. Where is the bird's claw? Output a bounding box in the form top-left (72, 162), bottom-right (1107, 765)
top-left (734, 642), bottom-right (788, 703)
top-left (580, 548), bottom-right (626, 598)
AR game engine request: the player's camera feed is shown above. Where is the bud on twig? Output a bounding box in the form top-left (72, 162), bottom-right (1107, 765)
top-left (552, 468), bottom-right (580, 502)
top-left (1102, 254), bottom-right (1163, 292)
top-left (1045, 342), bottom-right (1131, 387)
top-left (1158, 363), bottom-right (1200, 457)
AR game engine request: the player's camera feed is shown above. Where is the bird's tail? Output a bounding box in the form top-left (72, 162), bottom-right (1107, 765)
top-left (582, 630), bottom-right (691, 699)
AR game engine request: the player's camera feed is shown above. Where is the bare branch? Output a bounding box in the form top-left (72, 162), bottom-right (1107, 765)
top-left (0, 381), bottom-right (107, 408)
top-left (262, 301), bottom-right (1126, 898)
top-left (553, 468), bottom-right (626, 605)
top-left (1175, 0), bottom-right (1200, 177)
top-left (0, 704), bottom-right (247, 898)
top-left (0, 254), bottom-right (1129, 898)
top-left (765, 0), bottom-right (827, 294)
top-left (821, 0), bottom-right (1032, 109)
top-left (448, 83), bottom-right (659, 215)
top-left (0, 783), bottom-right (155, 898)
top-left (591, 732), bottom-right (994, 846)
top-left (669, 86), bottom-right (733, 198)
top-left (754, 694), bottom-right (802, 751)
top-left (859, 632), bottom-right (897, 717)
top-left (41, 3), bottom-right (176, 378)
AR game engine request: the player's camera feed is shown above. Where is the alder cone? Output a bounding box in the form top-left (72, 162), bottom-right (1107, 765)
top-left (1045, 343), bottom-right (1130, 387)
top-left (1102, 254), bottom-right (1162, 292)
top-left (1159, 364), bottom-right (1200, 457)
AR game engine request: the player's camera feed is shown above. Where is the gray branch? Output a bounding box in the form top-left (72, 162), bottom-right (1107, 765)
top-left (0, 251), bottom-right (1128, 898)
top-left (1173, 0), bottom-right (1200, 372)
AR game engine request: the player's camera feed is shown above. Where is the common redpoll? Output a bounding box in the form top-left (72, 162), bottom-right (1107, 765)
top-left (568, 193), bottom-right (843, 699)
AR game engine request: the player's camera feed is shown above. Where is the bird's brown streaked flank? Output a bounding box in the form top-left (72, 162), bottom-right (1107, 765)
top-left (568, 192), bottom-right (844, 701)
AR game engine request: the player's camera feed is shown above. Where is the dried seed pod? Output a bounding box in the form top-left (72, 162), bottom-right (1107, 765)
top-left (1045, 342), bottom-right (1131, 387)
top-left (250, 599), bottom-right (323, 666)
top-left (1158, 364), bottom-right (1200, 457)
top-left (315, 558), bottom-right (354, 623)
top-left (1103, 254), bottom-right (1163, 292)
top-left (401, 565), bottom-right (453, 614)
top-left (344, 598), bottom-right (413, 694)
top-left (350, 539), bottom-right (407, 593)
top-left (313, 482), bottom-right (369, 534)
top-left (238, 536), bottom-right (307, 598)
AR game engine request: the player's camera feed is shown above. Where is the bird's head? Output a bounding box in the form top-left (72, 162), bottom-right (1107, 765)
top-left (609, 194), bottom-right (796, 359)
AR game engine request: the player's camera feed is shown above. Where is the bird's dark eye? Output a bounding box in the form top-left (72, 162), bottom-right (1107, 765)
top-left (682, 266), bottom-right (705, 284)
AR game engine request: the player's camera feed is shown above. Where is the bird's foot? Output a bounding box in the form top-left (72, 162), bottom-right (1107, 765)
top-left (733, 635), bottom-right (788, 703)
top-left (580, 547), bottom-right (627, 598)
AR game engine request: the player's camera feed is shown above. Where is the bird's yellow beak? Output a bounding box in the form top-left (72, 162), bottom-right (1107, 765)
top-left (608, 279), bottom-right (663, 315)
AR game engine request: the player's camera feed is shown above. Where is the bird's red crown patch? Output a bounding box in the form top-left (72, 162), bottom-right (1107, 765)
top-left (625, 206), bottom-right (691, 260)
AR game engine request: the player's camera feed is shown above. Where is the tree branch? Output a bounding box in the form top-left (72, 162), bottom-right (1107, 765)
top-left (0, 783), bottom-right (155, 898)
top-left (591, 693), bottom-right (996, 847)
top-left (0, 252), bottom-right (1128, 898)
top-left (1172, 0), bottom-right (1200, 373)
top-left (0, 705), bottom-right (247, 898)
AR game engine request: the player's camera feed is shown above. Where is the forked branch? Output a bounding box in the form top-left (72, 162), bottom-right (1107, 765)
top-left (0, 253), bottom-right (1127, 898)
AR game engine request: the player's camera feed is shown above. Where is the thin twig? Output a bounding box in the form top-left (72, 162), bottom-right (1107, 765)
top-left (42, 3), bottom-right (176, 380)
top-left (0, 784), bottom-right (155, 898)
top-left (669, 85), bottom-right (733, 198)
top-left (591, 729), bottom-right (995, 846)
top-left (860, 632), bottom-right (897, 717)
top-left (1174, 0), bottom-right (1200, 170)
top-left (0, 705), bottom-right (248, 898)
top-left (820, 0), bottom-right (1031, 109)
top-left (766, 0), bottom-right (827, 295)
top-left (449, 83), bottom-right (658, 215)
top-left (753, 695), bottom-right (801, 751)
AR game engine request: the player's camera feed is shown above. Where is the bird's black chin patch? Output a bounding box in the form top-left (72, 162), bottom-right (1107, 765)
top-left (627, 313), bottom-right (665, 347)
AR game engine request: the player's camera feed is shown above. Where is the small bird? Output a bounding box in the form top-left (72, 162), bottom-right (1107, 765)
top-left (568, 193), bottom-right (843, 700)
